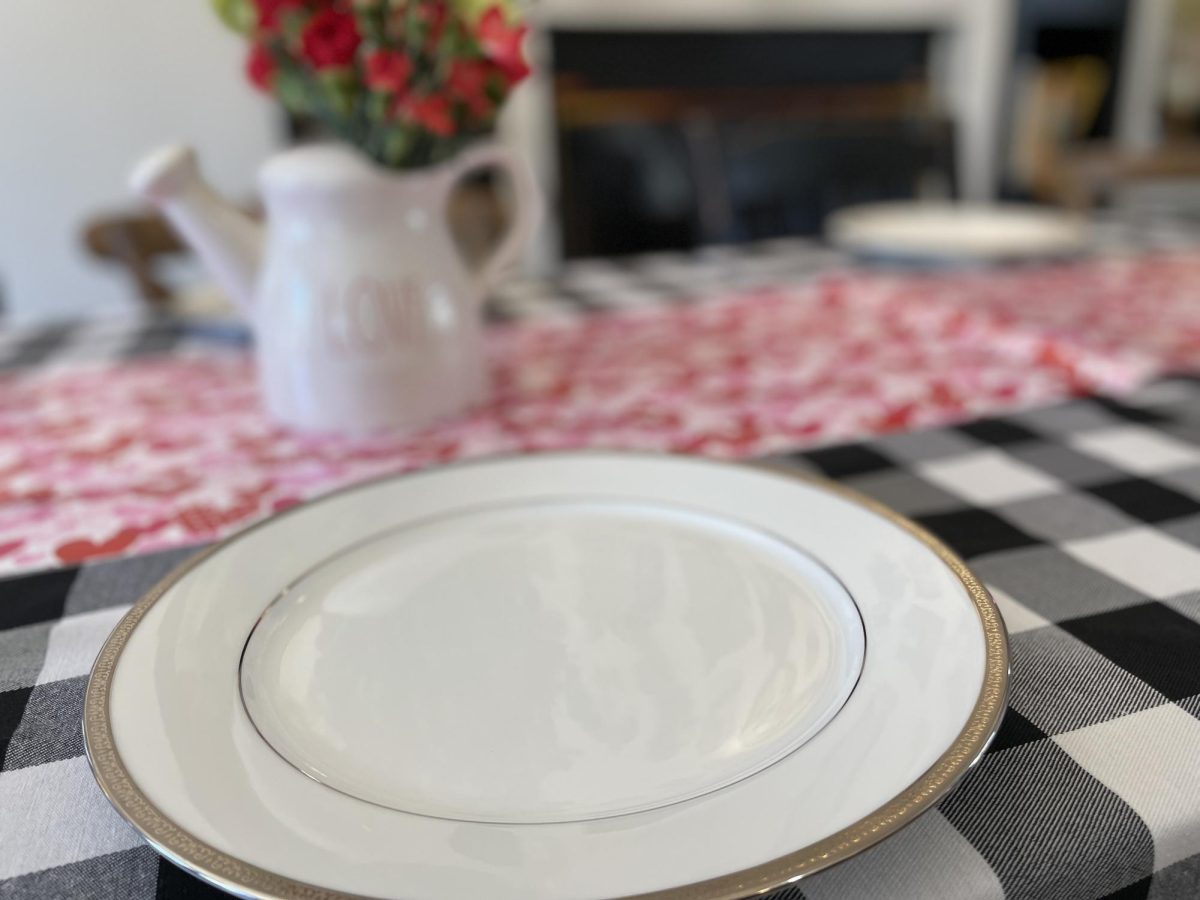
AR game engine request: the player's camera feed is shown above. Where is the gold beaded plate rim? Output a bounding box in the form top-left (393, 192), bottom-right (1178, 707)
top-left (83, 453), bottom-right (1009, 900)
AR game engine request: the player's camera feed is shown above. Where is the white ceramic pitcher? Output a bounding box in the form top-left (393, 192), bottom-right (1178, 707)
top-left (130, 141), bottom-right (539, 433)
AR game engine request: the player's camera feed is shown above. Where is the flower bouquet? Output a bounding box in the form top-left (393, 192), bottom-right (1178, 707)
top-left (212, 0), bottom-right (531, 168)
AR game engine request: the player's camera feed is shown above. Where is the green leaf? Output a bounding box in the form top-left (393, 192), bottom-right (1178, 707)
top-left (454, 0), bottom-right (513, 23)
top-left (212, 0), bottom-right (255, 34)
top-left (317, 69), bottom-right (359, 116)
top-left (355, 1), bottom-right (390, 44)
top-left (382, 126), bottom-right (416, 167)
top-left (273, 68), bottom-right (312, 116)
top-left (366, 91), bottom-right (391, 123)
top-left (280, 9), bottom-right (310, 50)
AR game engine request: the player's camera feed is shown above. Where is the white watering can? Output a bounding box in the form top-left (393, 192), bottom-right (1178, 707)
top-left (131, 141), bottom-right (539, 433)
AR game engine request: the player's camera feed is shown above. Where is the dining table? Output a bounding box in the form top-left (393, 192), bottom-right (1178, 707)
top-left (5, 213), bottom-right (1200, 900)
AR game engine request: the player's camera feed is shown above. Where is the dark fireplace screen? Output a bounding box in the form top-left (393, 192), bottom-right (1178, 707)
top-left (552, 29), bottom-right (956, 258)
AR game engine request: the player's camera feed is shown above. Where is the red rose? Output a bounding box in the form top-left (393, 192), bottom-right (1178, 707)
top-left (253, 0), bottom-right (304, 31)
top-left (246, 43), bottom-right (276, 91)
top-left (402, 94), bottom-right (456, 136)
top-left (476, 6), bottom-right (530, 83)
top-left (300, 9), bottom-right (362, 69)
top-left (447, 59), bottom-right (495, 117)
top-left (364, 49), bottom-right (413, 93)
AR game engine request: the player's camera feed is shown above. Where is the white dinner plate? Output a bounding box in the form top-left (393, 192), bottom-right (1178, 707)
top-left (827, 201), bottom-right (1089, 263)
top-left (85, 453), bottom-right (1007, 900)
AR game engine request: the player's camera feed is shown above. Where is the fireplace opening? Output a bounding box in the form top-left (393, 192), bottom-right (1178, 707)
top-left (552, 29), bottom-right (956, 258)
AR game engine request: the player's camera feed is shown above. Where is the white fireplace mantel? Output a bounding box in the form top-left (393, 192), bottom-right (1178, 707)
top-left (529, 0), bottom-right (971, 30)
top-left (502, 0), bottom-right (1013, 269)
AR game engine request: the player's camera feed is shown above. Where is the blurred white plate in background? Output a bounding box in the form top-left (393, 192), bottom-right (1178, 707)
top-left (828, 202), bottom-right (1089, 263)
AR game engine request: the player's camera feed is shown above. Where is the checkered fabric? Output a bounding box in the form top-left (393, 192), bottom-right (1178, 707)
top-left (0, 238), bottom-right (849, 371)
top-left (3, 210), bottom-right (1197, 368)
top-left (5, 377), bottom-right (1200, 898)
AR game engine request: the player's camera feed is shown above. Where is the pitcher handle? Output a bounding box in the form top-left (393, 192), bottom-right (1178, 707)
top-left (438, 142), bottom-right (541, 300)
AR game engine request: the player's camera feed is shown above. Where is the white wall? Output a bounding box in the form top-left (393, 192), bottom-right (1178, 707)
top-left (0, 2), bottom-right (281, 323)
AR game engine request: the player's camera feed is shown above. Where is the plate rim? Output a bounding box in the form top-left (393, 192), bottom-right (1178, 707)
top-left (83, 452), bottom-right (1010, 900)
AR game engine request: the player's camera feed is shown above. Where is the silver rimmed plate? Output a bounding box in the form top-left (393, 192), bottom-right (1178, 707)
top-left (85, 453), bottom-right (1007, 900)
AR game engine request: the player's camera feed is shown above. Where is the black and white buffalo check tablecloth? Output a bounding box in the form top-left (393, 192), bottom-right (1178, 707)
top-left (3, 209), bottom-right (1200, 371)
top-left (6, 375), bottom-right (1200, 899)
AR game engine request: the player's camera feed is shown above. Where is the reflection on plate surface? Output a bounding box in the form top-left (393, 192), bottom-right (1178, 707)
top-left (240, 499), bottom-right (866, 823)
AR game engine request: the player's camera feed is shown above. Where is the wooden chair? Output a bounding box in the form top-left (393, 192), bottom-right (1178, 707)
top-left (1006, 58), bottom-right (1200, 211)
top-left (1042, 141), bottom-right (1200, 211)
top-left (82, 212), bottom-right (192, 310)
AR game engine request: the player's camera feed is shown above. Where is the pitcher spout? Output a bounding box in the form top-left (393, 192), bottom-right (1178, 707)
top-left (130, 145), bottom-right (264, 313)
